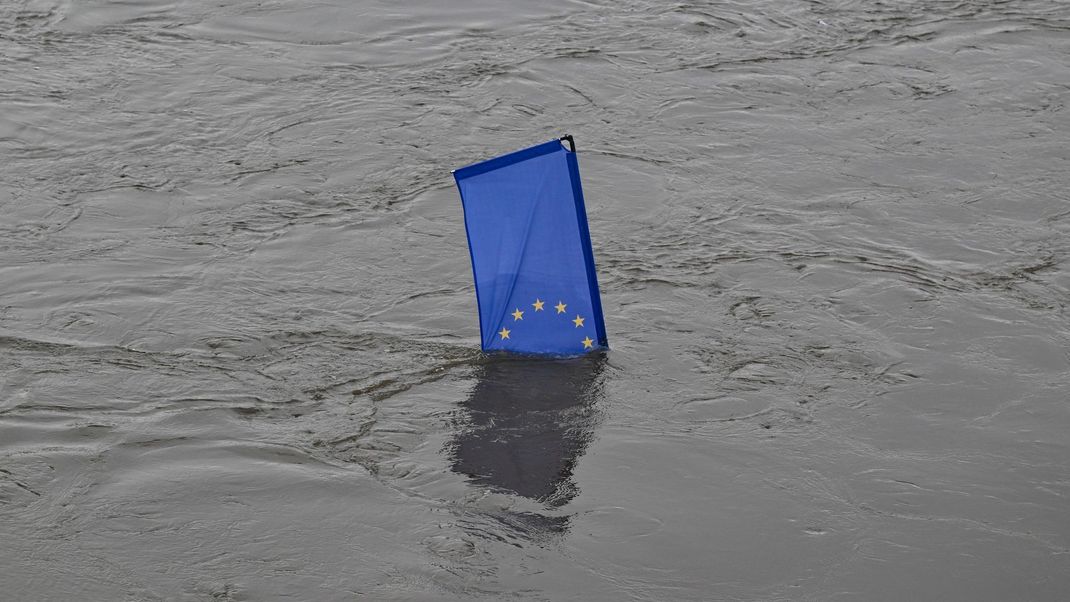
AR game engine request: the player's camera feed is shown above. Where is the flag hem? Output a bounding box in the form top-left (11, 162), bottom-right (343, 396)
top-left (453, 139), bottom-right (564, 181)
top-left (565, 151), bottom-right (609, 348)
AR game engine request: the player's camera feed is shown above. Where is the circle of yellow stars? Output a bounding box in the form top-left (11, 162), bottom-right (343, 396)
top-left (496, 297), bottom-right (595, 350)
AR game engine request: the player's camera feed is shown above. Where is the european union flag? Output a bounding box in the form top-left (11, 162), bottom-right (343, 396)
top-left (453, 136), bottom-right (607, 355)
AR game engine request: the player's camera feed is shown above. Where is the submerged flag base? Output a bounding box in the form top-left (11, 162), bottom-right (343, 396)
top-left (453, 136), bottom-right (607, 356)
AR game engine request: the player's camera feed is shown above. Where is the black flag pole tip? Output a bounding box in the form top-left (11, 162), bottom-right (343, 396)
top-left (560, 134), bottom-right (575, 152)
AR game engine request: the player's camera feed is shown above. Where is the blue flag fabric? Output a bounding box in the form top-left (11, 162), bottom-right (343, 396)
top-left (453, 138), bottom-right (607, 355)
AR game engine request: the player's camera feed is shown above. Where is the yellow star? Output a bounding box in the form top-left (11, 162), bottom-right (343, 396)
top-left (582, 336), bottom-right (594, 349)
top-left (498, 327), bottom-right (510, 340)
top-left (555, 301), bottom-right (567, 314)
top-left (512, 308), bottom-right (524, 321)
top-left (572, 315), bottom-right (585, 328)
top-left (532, 298), bottom-right (545, 311)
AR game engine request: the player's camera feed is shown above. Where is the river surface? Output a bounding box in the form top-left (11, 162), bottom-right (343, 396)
top-left (2, 1), bottom-right (1069, 600)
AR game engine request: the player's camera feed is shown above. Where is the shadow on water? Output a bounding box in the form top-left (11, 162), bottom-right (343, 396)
top-left (450, 353), bottom-right (607, 509)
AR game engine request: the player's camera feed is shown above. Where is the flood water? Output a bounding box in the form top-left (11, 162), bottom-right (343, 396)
top-left (2, 1), bottom-right (1069, 599)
